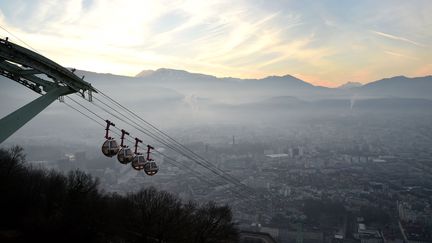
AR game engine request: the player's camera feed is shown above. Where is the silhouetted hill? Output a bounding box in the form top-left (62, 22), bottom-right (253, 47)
top-left (133, 68), bottom-right (338, 101)
top-left (133, 68), bottom-right (432, 100)
top-left (355, 75), bottom-right (432, 99)
top-left (337, 81), bottom-right (363, 89)
top-left (0, 146), bottom-right (239, 243)
top-left (252, 74), bottom-right (314, 88)
top-left (137, 68), bottom-right (218, 82)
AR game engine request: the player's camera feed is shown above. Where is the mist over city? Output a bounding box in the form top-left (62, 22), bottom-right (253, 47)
top-left (1, 1), bottom-right (432, 243)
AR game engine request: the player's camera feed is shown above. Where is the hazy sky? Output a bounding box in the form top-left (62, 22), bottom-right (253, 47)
top-left (0, 0), bottom-right (431, 87)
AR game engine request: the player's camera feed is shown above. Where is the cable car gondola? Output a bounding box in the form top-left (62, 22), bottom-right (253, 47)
top-left (143, 145), bottom-right (158, 176)
top-left (131, 138), bottom-right (145, 171)
top-left (101, 120), bottom-right (119, 157)
top-left (117, 129), bottom-right (134, 164)
top-left (118, 147), bottom-right (134, 164)
top-left (144, 161), bottom-right (158, 176)
top-left (132, 154), bottom-right (146, 171)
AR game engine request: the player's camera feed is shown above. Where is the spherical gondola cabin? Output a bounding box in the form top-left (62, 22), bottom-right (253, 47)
top-left (101, 138), bottom-right (120, 157)
top-left (117, 146), bottom-right (134, 164)
top-left (144, 161), bottom-right (158, 176)
top-left (131, 154), bottom-right (146, 171)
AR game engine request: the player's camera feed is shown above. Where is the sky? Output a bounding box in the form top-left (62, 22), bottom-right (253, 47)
top-left (0, 0), bottom-right (431, 87)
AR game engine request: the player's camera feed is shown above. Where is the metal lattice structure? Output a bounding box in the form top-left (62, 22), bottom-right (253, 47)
top-left (0, 37), bottom-right (96, 143)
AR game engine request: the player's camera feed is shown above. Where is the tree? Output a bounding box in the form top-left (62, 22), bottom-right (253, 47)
top-left (192, 202), bottom-right (239, 243)
top-left (0, 147), bottom-right (239, 243)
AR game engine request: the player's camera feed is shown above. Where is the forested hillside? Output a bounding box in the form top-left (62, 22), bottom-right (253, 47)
top-left (0, 146), bottom-right (239, 243)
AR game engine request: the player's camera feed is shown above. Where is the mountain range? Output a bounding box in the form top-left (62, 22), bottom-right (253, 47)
top-left (136, 68), bottom-right (432, 99)
top-left (71, 68), bottom-right (432, 122)
top-left (79, 68), bottom-right (432, 101)
top-left (2, 68), bottom-right (431, 114)
top-left (1, 67), bottom-right (431, 144)
top-left (2, 67), bottom-right (431, 109)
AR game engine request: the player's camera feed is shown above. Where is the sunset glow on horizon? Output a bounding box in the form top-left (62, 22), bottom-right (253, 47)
top-left (0, 0), bottom-right (431, 87)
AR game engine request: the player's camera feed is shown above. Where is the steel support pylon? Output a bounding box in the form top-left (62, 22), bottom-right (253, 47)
top-left (0, 86), bottom-right (73, 143)
top-left (0, 37), bottom-right (96, 144)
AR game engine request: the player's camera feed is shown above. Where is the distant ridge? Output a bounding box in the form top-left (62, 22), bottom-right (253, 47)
top-left (135, 68), bottom-right (315, 86)
top-left (1, 69), bottom-right (431, 140)
top-left (355, 75), bottom-right (432, 99)
top-left (131, 68), bottom-right (432, 99)
top-left (136, 68), bottom-right (429, 88)
top-left (337, 81), bottom-right (363, 89)
top-left (135, 69), bottom-right (155, 77)
top-left (136, 68), bottom-right (216, 80)
top-left (4, 68), bottom-right (428, 102)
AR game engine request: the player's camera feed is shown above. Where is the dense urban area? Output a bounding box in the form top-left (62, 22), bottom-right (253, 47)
top-left (19, 111), bottom-right (432, 243)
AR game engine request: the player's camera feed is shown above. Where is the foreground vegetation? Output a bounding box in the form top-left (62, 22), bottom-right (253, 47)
top-left (0, 146), bottom-right (238, 243)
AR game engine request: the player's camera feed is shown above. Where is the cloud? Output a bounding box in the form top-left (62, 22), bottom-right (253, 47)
top-left (371, 30), bottom-right (425, 47)
top-left (0, 0), bottom-right (431, 87)
top-left (384, 50), bottom-right (418, 60)
top-left (1, 0), bottom-right (310, 78)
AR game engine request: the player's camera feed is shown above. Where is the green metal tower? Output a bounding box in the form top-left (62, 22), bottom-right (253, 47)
top-left (0, 37), bottom-right (95, 143)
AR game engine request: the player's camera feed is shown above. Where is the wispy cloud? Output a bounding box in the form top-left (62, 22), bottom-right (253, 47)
top-left (371, 30), bottom-right (425, 47)
top-left (384, 50), bottom-right (419, 60)
top-left (0, 0), bottom-right (431, 86)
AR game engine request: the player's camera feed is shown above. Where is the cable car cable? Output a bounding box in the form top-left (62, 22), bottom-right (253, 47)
top-left (88, 93), bottom-right (255, 195)
top-left (87, 95), bottom-right (252, 194)
top-left (91, 90), bottom-right (256, 194)
top-left (63, 100), bottom-right (217, 187)
top-left (66, 97), bottom-right (254, 199)
top-left (63, 98), bottom-right (252, 199)
top-left (92, 90), bottom-right (252, 186)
